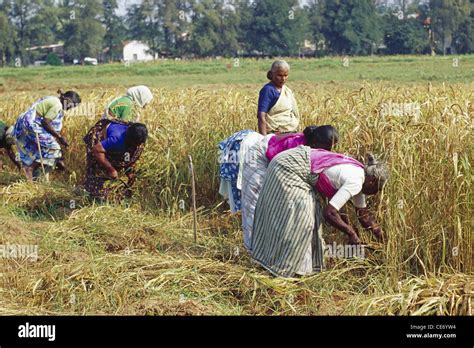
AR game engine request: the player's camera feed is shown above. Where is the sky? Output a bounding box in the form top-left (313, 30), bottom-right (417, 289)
top-left (117, 0), bottom-right (141, 16)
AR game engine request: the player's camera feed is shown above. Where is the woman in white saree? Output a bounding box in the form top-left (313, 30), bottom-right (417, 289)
top-left (257, 60), bottom-right (300, 135)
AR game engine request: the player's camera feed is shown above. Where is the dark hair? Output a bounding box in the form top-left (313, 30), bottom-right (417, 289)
top-left (303, 125), bottom-right (339, 147)
top-left (125, 123), bottom-right (148, 147)
top-left (58, 89), bottom-right (81, 110)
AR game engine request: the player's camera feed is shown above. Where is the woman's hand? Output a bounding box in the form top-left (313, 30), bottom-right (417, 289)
top-left (57, 136), bottom-right (69, 148)
top-left (356, 207), bottom-right (383, 241)
top-left (372, 226), bottom-right (383, 241)
top-left (323, 204), bottom-right (362, 243)
top-left (347, 229), bottom-right (361, 245)
top-left (56, 159), bottom-right (67, 172)
top-left (93, 142), bottom-right (118, 179)
top-left (126, 171), bottom-right (136, 185)
top-left (107, 167), bottom-right (118, 179)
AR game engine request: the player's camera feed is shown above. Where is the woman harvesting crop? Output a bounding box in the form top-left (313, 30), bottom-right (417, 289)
top-left (102, 85), bottom-right (153, 122)
top-left (241, 125), bottom-right (339, 251)
top-left (13, 89), bottom-right (81, 181)
top-left (84, 119), bottom-right (148, 201)
top-left (251, 148), bottom-right (388, 278)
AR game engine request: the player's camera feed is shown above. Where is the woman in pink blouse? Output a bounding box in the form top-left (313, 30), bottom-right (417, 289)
top-left (251, 145), bottom-right (389, 278)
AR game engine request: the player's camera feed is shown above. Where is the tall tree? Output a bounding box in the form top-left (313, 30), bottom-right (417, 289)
top-left (126, 0), bottom-right (162, 55)
top-left (60, 0), bottom-right (105, 62)
top-left (235, 0), bottom-right (255, 54)
top-left (102, 0), bottom-right (126, 62)
top-left (0, 10), bottom-right (16, 66)
top-left (383, 13), bottom-right (430, 54)
top-left (312, 0), bottom-right (383, 55)
top-left (429, 0), bottom-right (472, 54)
top-left (8, 0), bottom-right (43, 64)
top-left (451, 0), bottom-right (474, 53)
top-left (156, 0), bottom-right (194, 57)
top-left (247, 0), bottom-right (310, 56)
top-left (29, 0), bottom-right (62, 46)
top-left (306, 0), bottom-right (327, 56)
top-left (191, 0), bottom-right (241, 57)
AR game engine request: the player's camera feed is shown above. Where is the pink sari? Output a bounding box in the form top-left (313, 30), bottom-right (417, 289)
top-left (266, 133), bottom-right (306, 161)
top-left (310, 149), bottom-right (364, 199)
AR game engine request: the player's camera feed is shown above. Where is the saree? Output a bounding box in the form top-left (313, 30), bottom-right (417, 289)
top-left (218, 129), bottom-right (253, 213)
top-left (13, 97), bottom-right (64, 167)
top-left (265, 132), bottom-right (305, 162)
top-left (83, 119), bottom-right (144, 200)
top-left (251, 146), bottom-right (324, 277)
top-left (240, 134), bottom-right (274, 250)
top-left (265, 85), bottom-right (300, 133)
top-left (241, 133), bottom-right (311, 251)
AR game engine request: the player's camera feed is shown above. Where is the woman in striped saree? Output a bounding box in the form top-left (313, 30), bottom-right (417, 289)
top-left (241, 125), bottom-right (338, 251)
top-left (251, 146), bottom-right (388, 278)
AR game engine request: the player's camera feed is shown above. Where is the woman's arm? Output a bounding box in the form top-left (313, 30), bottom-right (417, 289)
top-left (339, 206), bottom-right (351, 225)
top-left (125, 167), bottom-right (136, 186)
top-left (323, 204), bottom-right (361, 244)
top-left (257, 112), bottom-right (267, 135)
top-left (40, 118), bottom-right (68, 147)
top-left (356, 207), bottom-right (382, 240)
top-left (92, 142), bottom-right (118, 179)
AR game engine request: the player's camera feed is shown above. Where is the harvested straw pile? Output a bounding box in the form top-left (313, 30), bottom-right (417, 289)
top-left (363, 274), bottom-right (473, 315)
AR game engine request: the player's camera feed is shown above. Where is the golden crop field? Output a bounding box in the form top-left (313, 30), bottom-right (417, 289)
top-left (0, 65), bottom-right (472, 315)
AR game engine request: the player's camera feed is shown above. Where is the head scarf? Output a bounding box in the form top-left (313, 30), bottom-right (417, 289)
top-left (126, 86), bottom-right (153, 108)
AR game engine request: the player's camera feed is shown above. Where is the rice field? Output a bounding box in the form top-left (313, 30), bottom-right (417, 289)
top-left (0, 58), bottom-right (472, 315)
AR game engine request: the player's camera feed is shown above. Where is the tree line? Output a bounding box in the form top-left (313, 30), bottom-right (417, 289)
top-left (0, 0), bottom-right (473, 66)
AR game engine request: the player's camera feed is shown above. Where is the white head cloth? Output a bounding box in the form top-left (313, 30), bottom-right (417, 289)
top-left (126, 85), bottom-right (153, 108)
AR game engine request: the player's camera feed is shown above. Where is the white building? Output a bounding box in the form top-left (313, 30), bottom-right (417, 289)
top-left (123, 41), bottom-right (157, 62)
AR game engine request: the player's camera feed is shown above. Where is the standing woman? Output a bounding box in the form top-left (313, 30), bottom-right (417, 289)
top-left (257, 60), bottom-right (300, 135)
top-left (13, 90), bottom-right (81, 181)
top-left (103, 85), bottom-right (153, 122)
top-left (251, 146), bottom-right (388, 278)
top-left (241, 125), bottom-right (339, 251)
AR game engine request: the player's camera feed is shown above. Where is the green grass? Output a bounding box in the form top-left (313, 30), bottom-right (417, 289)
top-left (1, 55), bottom-right (474, 92)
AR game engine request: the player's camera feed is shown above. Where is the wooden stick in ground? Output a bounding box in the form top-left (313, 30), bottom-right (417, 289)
top-left (189, 155), bottom-right (197, 244)
top-left (34, 131), bottom-right (47, 180)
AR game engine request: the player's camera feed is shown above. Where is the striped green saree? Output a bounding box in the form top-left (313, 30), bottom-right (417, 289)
top-left (251, 145), bottom-right (324, 278)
